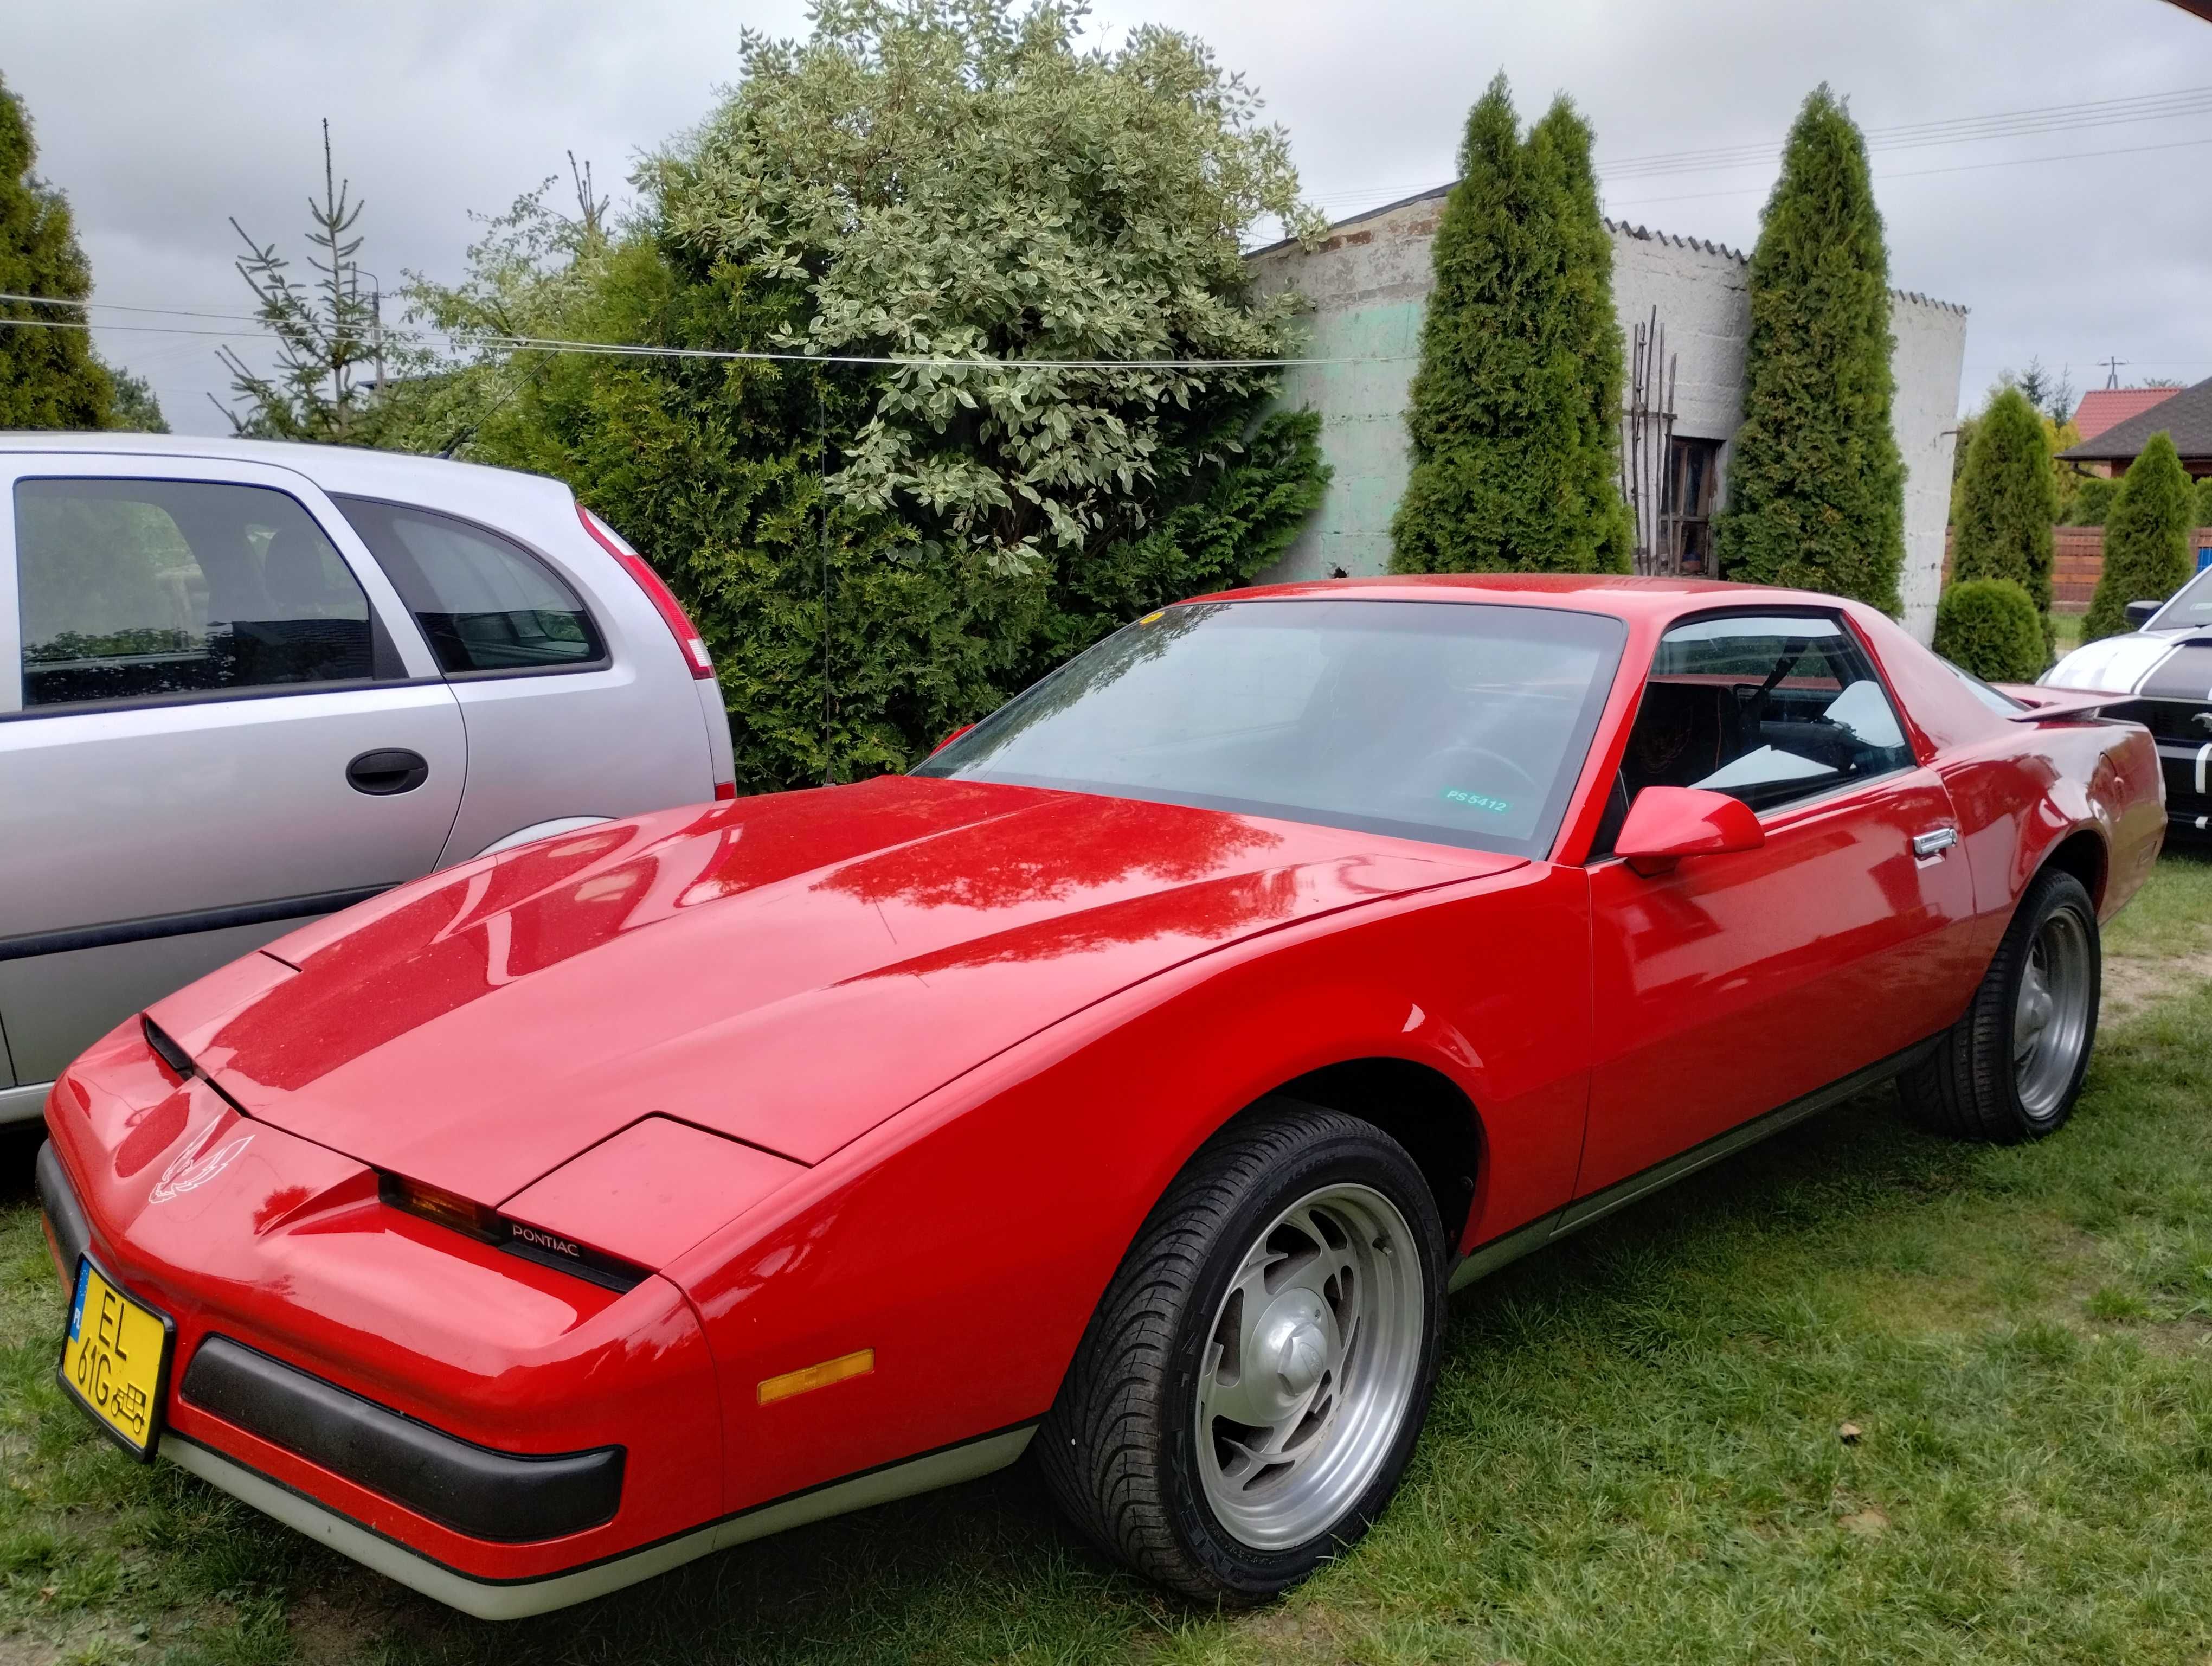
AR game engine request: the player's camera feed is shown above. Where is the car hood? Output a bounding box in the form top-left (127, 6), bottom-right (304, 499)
top-left (2045, 630), bottom-right (2212, 699)
top-left (147, 777), bottom-right (1506, 1204)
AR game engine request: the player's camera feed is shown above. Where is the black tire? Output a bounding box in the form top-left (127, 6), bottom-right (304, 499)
top-left (1036, 1100), bottom-right (1446, 1604)
top-left (1899, 867), bottom-right (2100, 1142)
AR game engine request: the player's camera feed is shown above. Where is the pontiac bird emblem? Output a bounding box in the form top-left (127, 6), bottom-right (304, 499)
top-left (2193, 711), bottom-right (2212, 735)
top-left (149, 1124), bottom-right (254, 1203)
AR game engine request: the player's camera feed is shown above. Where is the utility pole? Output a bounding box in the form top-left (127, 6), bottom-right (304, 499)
top-left (2102, 356), bottom-right (2127, 390)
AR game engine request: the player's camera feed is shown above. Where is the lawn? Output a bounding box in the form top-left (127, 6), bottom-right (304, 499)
top-left (4, 848), bottom-right (2211, 1665)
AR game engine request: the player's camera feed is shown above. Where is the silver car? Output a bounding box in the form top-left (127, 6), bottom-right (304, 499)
top-left (0, 434), bottom-right (736, 1123)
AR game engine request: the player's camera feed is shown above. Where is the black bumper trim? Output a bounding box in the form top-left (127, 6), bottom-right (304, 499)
top-left (35, 1140), bottom-right (90, 1278)
top-left (180, 1337), bottom-right (623, 1544)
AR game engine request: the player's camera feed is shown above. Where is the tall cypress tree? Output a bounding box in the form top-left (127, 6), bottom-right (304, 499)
top-left (1951, 386), bottom-right (2057, 648)
top-left (0, 71), bottom-right (116, 429)
top-left (2084, 432), bottom-right (2195, 642)
top-left (1713, 86), bottom-right (1905, 611)
top-left (1391, 74), bottom-right (1630, 575)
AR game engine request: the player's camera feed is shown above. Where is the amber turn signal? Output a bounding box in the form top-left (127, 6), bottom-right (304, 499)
top-left (379, 1174), bottom-right (503, 1242)
top-left (757, 1348), bottom-right (874, 1405)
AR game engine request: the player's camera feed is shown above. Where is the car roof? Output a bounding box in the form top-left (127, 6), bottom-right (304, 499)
top-left (1197, 571), bottom-right (1869, 624)
top-left (0, 430), bottom-right (575, 528)
top-left (0, 430), bottom-right (557, 494)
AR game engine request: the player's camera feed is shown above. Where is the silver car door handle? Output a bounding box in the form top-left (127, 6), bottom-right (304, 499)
top-left (1911, 826), bottom-right (1958, 859)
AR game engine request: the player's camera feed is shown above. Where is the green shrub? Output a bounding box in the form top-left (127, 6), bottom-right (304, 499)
top-left (2194, 475), bottom-right (2212, 532)
top-left (1390, 74), bottom-right (1630, 575)
top-left (1713, 86), bottom-right (1905, 611)
top-left (1951, 387), bottom-right (2056, 649)
top-left (396, 3), bottom-right (1329, 790)
top-left (2085, 432), bottom-right (2196, 642)
top-left (2063, 475), bottom-right (2119, 527)
top-left (1934, 578), bottom-right (2047, 683)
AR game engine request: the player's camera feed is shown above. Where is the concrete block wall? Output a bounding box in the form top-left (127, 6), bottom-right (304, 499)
top-left (1246, 192), bottom-right (1970, 643)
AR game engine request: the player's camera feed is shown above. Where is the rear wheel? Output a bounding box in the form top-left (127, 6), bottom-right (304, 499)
top-left (1037, 1103), bottom-right (1445, 1603)
top-left (1900, 867), bottom-right (2100, 1142)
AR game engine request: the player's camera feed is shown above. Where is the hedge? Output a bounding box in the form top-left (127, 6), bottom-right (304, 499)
top-left (1933, 578), bottom-right (2046, 684)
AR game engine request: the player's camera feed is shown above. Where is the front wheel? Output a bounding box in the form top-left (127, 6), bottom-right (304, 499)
top-left (1900, 866), bottom-right (2100, 1142)
top-left (1036, 1103), bottom-right (1445, 1603)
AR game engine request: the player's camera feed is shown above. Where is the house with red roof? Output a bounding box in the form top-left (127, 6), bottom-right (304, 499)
top-left (2070, 386), bottom-right (2181, 447)
top-left (2062, 374), bottom-right (2212, 480)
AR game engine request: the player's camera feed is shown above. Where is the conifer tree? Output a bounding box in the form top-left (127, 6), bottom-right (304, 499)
top-left (1951, 386), bottom-right (2056, 648)
top-left (1390, 74), bottom-right (1629, 574)
top-left (2084, 432), bottom-right (2195, 641)
top-left (0, 70), bottom-right (115, 428)
top-left (1713, 86), bottom-right (1905, 611)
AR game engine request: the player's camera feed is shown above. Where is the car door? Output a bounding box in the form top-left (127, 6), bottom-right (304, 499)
top-left (1570, 608), bottom-right (1980, 1211)
top-left (0, 454), bottom-right (465, 1091)
top-left (329, 494), bottom-right (717, 864)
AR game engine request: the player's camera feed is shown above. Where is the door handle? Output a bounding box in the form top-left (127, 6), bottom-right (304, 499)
top-left (346, 748), bottom-right (430, 796)
top-left (1911, 826), bottom-right (1958, 860)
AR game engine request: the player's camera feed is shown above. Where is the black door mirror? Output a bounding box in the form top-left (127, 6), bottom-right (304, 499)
top-left (2124, 599), bottom-right (2164, 630)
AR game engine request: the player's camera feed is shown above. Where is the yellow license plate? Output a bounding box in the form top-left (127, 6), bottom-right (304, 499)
top-left (60, 1260), bottom-right (172, 1459)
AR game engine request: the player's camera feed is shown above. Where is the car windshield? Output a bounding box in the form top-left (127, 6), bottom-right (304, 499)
top-left (914, 599), bottom-right (1626, 856)
top-left (2149, 565), bottom-right (2212, 632)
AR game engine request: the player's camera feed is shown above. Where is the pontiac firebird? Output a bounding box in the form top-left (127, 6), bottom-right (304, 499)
top-left (37, 575), bottom-right (2164, 1617)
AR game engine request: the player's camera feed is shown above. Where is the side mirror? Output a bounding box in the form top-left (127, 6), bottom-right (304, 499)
top-left (1614, 786), bottom-right (1765, 878)
top-left (2124, 599), bottom-right (2164, 630)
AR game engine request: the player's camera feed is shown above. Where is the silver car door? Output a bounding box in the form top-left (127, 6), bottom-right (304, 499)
top-left (327, 495), bottom-right (718, 862)
top-left (0, 454), bottom-right (465, 1097)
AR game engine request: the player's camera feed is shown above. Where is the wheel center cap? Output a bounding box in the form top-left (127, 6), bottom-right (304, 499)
top-left (1257, 1290), bottom-right (1330, 1399)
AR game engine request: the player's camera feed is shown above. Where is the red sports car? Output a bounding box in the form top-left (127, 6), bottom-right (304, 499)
top-left (37, 575), bottom-right (2163, 1617)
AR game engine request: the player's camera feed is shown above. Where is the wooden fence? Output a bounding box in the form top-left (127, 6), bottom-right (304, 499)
top-left (1944, 526), bottom-right (2212, 610)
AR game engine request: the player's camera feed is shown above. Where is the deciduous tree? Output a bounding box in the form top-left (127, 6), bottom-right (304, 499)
top-left (402, 0), bottom-right (1328, 788)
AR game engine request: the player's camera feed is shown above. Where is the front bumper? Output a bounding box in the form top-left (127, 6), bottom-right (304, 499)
top-left (35, 1061), bottom-right (726, 1607)
top-left (2155, 738), bottom-right (2212, 835)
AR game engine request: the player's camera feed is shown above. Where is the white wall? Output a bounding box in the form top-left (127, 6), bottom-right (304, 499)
top-left (1251, 206), bottom-right (1969, 642)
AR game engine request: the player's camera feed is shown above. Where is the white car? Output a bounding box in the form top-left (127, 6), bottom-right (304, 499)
top-left (0, 434), bottom-right (735, 1123)
top-left (2043, 567), bottom-right (2212, 841)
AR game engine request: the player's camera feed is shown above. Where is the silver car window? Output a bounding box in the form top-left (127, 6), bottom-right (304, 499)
top-left (332, 496), bottom-right (603, 676)
top-left (15, 477), bottom-right (375, 709)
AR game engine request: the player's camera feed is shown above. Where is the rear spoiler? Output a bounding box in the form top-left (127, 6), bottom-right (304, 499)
top-left (1993, 684), bottom-right (2134, 723)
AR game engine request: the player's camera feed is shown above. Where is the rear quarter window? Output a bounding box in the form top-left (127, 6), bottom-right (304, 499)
top-left (333, 496), bottom-right (603, 676)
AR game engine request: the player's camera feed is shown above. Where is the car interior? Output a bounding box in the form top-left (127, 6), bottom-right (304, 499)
top-left (17, 480), bottom-right (375, 707)
top-left (1592, 617), bottom-right (1917, 855)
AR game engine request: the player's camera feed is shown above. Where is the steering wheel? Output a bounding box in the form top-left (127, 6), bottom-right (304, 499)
top-left (1433, 745), bottom-right (1541, 793)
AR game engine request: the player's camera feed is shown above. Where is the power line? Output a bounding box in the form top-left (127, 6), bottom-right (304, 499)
top-left (0, 310), bottom-right (1401, 370)
top-left (1301, 82), bottom-right (2212, 212)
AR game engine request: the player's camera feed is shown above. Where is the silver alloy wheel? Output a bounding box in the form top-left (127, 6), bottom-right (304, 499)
top-left (1193, 1183), bottom-right (1427, 1550)
top-left (2014, 906), bottom-right (2094, 1118)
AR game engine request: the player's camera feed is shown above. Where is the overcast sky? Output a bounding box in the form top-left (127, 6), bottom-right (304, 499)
top-left (8, 0), bottom-right (2210, 434)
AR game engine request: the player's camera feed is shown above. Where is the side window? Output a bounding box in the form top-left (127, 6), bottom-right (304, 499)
top-left (1598, 612), bottom-right (1914, 847)
top-left (16, 478), bottom-right (375, 710)
top-left (333, 496), bottom-right (603, 676)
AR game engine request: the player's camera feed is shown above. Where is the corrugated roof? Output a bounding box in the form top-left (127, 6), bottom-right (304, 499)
top-left (1246, 191), bottom-right (1964, 313)
top-left (2061, 374), bottom-right (2212, 462)
top-left (2070, 387), bottom-right (2181, 443)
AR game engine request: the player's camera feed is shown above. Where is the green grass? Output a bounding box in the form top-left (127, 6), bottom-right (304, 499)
top-left (5, 849), bottom-right (2212, 1663)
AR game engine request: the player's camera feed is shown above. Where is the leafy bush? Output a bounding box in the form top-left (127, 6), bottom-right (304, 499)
top-left (2085, 432), bottom-right (2196, 642)
top-left (1933, 578), bottom-right (2046, 683)
top-left (1951, 387), bottom-right (2055, 649)
top-left (2062, 475), bottom-right (2118, 527)
top-left (1713, 86), bottom-right (1905, 611)
top-left (1389, 74), bottom-right (1629, 575)
top-left (398, 1), bottom-right (1328, 790)
top-left (2194, 475), bottom-right (2212, 531)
